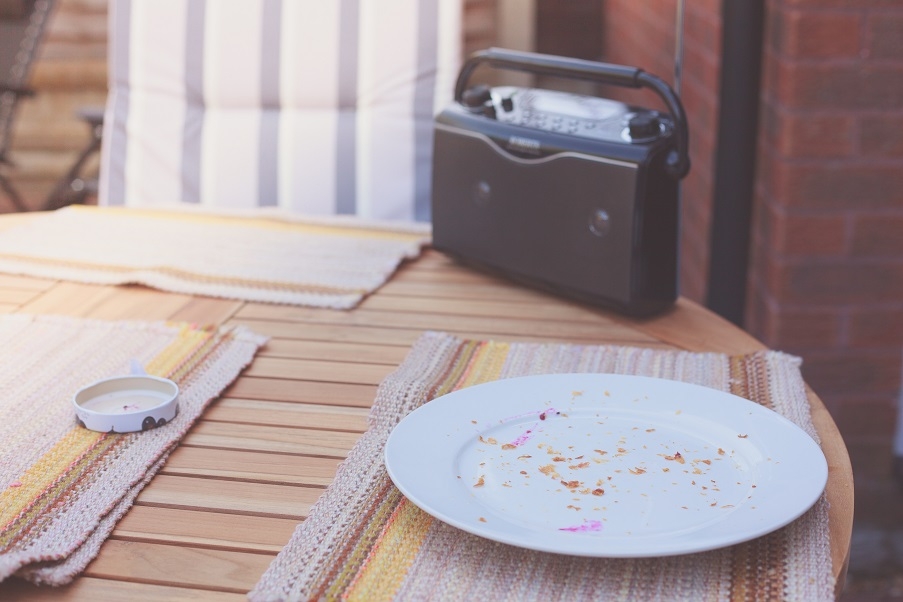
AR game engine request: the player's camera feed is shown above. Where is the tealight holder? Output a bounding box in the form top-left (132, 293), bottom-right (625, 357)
top-left (73, 375), bottom-right (179, 433)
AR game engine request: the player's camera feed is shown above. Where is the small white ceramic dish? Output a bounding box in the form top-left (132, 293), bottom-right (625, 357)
top-left (73, 375), bottom-right (179, 433)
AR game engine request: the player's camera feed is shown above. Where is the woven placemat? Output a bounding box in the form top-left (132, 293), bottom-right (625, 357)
top-left (0, 205), bottom-right (429, 309)
top-left (0, 314), bottom-right (267, 585)
top-left (251, 332), bottom-right (834, 602)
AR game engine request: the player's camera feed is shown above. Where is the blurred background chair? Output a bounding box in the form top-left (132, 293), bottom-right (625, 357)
top-left (0, 0), bottom-right (55, 212)
top-left (97, 0), bottom-right (462, 222)
top-left (44, 105), bottom-right (103, 210)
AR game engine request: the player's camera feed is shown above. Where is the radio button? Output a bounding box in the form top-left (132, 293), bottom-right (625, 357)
top-left (463, 85), bottom-right (492, 108)
top-left (589, 209), bottom-right (611, 237)
top-left (627, 114), bottom-right (661, 139)
top-left (473, 181), bottom-right (491, 206)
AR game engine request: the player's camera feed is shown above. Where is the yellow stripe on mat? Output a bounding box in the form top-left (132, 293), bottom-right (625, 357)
top-left (144, 324), bottom-right (215, 379)
top-left (0, 427), bottom-right (105, 528)
top-left (68, 205), bottom-right (428, 243)
top-left (343, 497), bottom-right (435, 601)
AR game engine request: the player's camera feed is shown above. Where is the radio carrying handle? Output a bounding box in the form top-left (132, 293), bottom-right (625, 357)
top-left (455, 47), bottom-right (690, 179)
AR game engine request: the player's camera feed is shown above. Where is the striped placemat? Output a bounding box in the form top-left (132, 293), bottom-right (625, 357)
top-left (251, 332), bottom-right (834, 602)
top-left (0, 205), bottom-right (429, 309)
top-left (0, 314), bottom-right (267, 585)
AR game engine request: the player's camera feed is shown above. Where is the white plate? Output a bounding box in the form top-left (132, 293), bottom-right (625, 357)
top-left (384, 373), bottom-right (827, 557)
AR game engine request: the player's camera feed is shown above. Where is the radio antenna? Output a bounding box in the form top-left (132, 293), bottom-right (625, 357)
top-left (674, 0), bottom-right (685, 94)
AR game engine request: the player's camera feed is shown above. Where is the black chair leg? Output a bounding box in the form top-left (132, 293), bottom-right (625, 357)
top-left (44, 139), bottom-right (101, 210)
top-left (44, 107), bottom-right (104, 211)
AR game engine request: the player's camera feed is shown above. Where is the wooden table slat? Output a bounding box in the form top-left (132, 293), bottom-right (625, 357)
top-left (0, 288), bottom-right (45, 305)
top-left (0, 273), bottom-right (56, 291)
top-left (161, 446), bottom-right (343, 486)
top-left (234, 305), bottom-right (660, 343)
top-left (136, 475), bottom-right (320, 520)
top-left (84, 540), bottom-right (273, 593)
top-left (223, 377), bottom-right (377, 407)
top-left (168, 297), bottom-right (244, 326)
top-left (113, 506), bottom-right (299, 554)
top-left (182, 421), bottom-right (360, 458)
top-left (242, 356), bottom-right (393, 385)
top-left (205, 397), bottom-right (369, 432)
top-left (17, 281), bottom-right (121, 316)
top-left (1, 577), bottom-right (249, 601)
top-left (257, 338), bottom-right (410, 364)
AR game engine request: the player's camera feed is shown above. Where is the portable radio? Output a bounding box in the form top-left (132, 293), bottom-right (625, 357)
top-left (430, 48), bottom-right (690, 317)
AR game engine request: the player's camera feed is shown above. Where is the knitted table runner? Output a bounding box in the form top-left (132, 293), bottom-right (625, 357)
top-left (0, 314), bottom-right (267, 585)
top-left (0, 205), bottom-right (429, 309)
top-left (251, 332), bottom-right (834, 602)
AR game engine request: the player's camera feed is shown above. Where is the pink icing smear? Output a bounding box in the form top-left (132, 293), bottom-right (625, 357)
top-left (507, 429), bottom-right (535, 447)
top-left (497, 406), bottom-right (558, 447)
top-left (559, 520), bottom-right (604, 533)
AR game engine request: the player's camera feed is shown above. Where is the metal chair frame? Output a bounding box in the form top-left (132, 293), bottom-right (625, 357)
top-left (0, 0), bottom-right (55, 211)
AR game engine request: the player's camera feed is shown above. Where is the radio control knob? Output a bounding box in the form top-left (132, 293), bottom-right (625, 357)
top-left (462, 85), bottom-right (492, 109)
top-left (627, 114), bottom-right (660, 139)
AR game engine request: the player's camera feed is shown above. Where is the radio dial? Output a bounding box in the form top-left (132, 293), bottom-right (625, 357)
top-left (462, 85), bottom-right (492, 108)
top-left (462, 85), bottom-right (496, 118)
top-left (627, 114), bottom-right (660, 140)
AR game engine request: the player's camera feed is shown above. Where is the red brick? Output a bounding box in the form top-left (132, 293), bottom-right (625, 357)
top-left (767, 307), bottom-right (844, 348)
top-left (681, 40), bottom-right (720, 97)
top-left (688, 125), bottom-right (716, 170)
top-left (743, 282), bottom-right (769, 341)
top-left (759, 48), bottom-right (778, 106)
top-left (851, 214), bottom-right (903, 256)
top-left (849, 307), bottom-right (903, 347)
top-left (851, 472), bottom-right (903, 527)
top-left (834, 397), bottom-right (900, 440)
top-left (680, 81), bottom-right (718, 138)
top-left (783, 0), bottom-right (903, 7)
top-left (800, 348), bottom-right (902, 396)
top-left (683, 3), bottom-right (721, 51)
top-left (680, 181), bottom-right (712, 225)
top-left (688, 0), bottom-right (720, 17)
top-left (678, 268), bottom-right (706, 305)
top-left (775, 261), bottom-right (903, 304)
top-left (766, 161), bottom-right (903, 210)
top-left (770, 207), bottom-right (849, 257)
top-left (750, 197), bottom-right (772, 262)
top-left (772, 9), bottom-right (862, 59)
top-left (774, 111), bottom-right (855, 158)
top-left (860, 115), bottom-right (903, 157)
top-left (536, 0), bottom-right (604, 60)
top-left (867, 12), bottom-right (903, 60)
top-left (845, 441), bottom-right (895, 483)
top-left (774, 61), bottom-right (903, 110)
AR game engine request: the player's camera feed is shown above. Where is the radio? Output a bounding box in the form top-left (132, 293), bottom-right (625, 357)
top-left (430, 48), bottom-right (690, 317)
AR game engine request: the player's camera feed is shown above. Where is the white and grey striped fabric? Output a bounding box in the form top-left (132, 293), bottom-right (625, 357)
top-left (98, 0), bottom-right (462, 222)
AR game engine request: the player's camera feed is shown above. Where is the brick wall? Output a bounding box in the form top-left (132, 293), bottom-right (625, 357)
top-left (751, 0), bottom-right (903, 528)
top-left (598, 0), bottom-right (723, 303)
top-left (463, 0), bottom-right (497, 57)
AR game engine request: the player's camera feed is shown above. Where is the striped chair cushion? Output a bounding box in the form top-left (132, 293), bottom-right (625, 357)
top-left (98, 0), bottom-right (461, 221)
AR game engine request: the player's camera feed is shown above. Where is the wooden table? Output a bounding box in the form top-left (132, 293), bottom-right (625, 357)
top-left (0, 220), bottom-right (853, 600)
